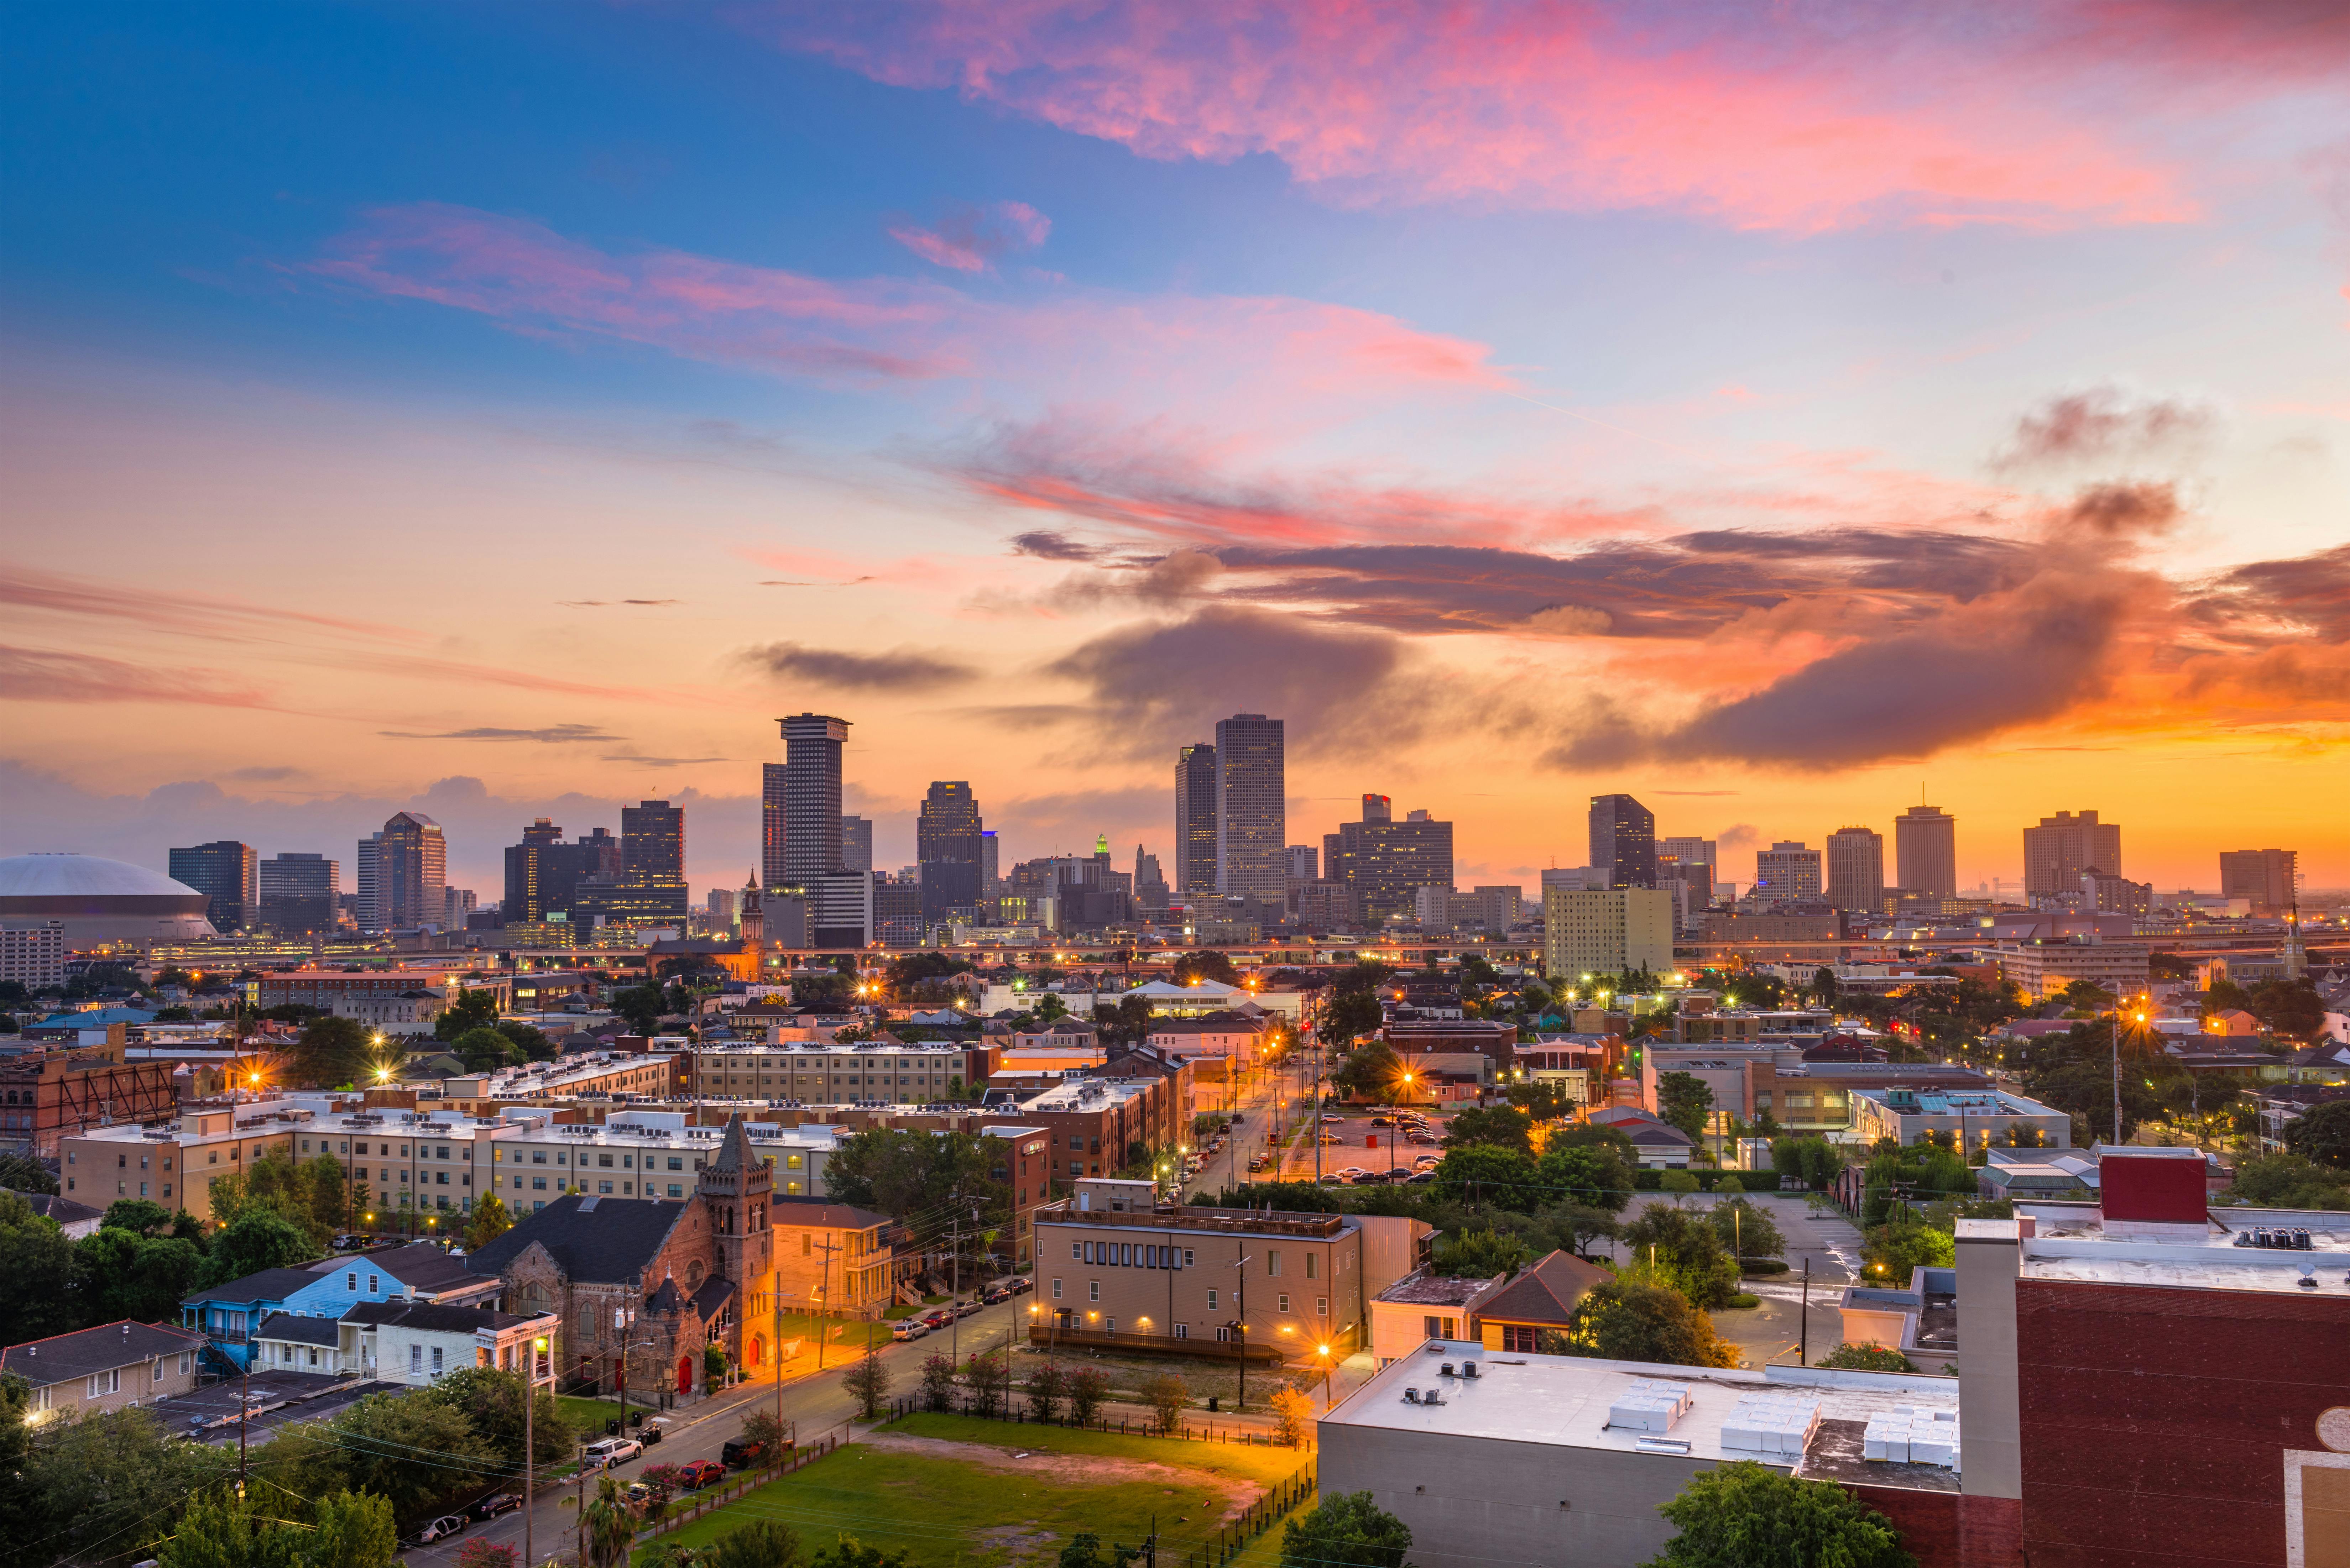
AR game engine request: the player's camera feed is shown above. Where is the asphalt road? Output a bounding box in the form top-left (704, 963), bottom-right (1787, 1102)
top-left (400, 1295), bottom-right (1035, 1567)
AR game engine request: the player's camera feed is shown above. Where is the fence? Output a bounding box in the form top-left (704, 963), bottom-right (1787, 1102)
top-left (880, 1397), bottom-right (1311, 1447)
top-left (1179, 1459), bottom-right (1317, 1568)
top-left (631, 1430), bottom-right (844, 1546)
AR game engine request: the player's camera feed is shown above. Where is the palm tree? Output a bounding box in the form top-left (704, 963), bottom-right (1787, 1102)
top-left (584, 1476), bottom-right (637, 1568)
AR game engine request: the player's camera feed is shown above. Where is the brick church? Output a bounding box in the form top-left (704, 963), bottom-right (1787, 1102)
top-left (465, 1112), bottom-right (776, 1397)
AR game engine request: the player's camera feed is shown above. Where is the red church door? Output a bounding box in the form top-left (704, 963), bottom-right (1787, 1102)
top-left (677, 1355), bottom-right (692, 1394)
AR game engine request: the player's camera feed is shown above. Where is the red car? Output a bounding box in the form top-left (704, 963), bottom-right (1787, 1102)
top-left (677, 1460), bottom-right (726, 1491)
top-left (920, 1310), bottom-right (954, 1330)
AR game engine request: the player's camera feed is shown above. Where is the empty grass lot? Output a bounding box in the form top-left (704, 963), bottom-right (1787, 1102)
top-left (633, 1414), bottom-right (1305, 1567)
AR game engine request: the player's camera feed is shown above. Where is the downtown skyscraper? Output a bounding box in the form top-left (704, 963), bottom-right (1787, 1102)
top-left (917, 781), bottom-right (985, 928)
top-left (761, 713), bottom-right (870, 946)
top-left (1214, 714), bottom-right (1286, 903)
top-left (1588, 794), bottom-right (1658, 889)
top-left (1895, 806), bottom-right (1958, 899)
top-left (1174, 741), bottom-right (1219, 898)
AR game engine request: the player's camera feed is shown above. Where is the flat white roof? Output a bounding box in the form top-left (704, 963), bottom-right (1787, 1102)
top-left (2008, 1204), bottom-right (2350, 1294)
top-left (1323, 1340), bottom-right (1957, 1466)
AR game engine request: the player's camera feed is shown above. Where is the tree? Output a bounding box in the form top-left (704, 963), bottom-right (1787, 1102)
top-left (1565, 1279), bottom-right (1739, 1368)
top-left (1621, 1203), bottom-right (1740, 1309)
top-left (1817, 1343), bottom-right (1918, 1373)
top-left (809, 1535), bottom-right (911, 1568)
top-left (269, 1392), bottom-right (498, 1520)
top-left (1427, 1228), bottom-right (1527, 1278)
top-left (1066, 1366), bottom-right (1110, 1426)
top-left (197, 1206), bottom-right (318, 1288)
top-left (20, 1404), bottom-right (234, 1566)
top-left (75, 1225), bottom-right (205, 1324)
top-left (708, 1520), bottom-right (806, 1568)
top-left (0, 1150), bottom-right (59, 1195)
top-left (842, 1342), bottom-right (890, 1419)
top-left (2284, 1101), bottom-right (2350, 1171)
top-left (1279, 1491), bottom-right (1413, 1568)
top-left (1269, 1385), bottom-right (1314, 1447)
top-left (1707, 1196), bottom-right (1785, 1264)
top-left (1439, 1106), bottom-right (1532, 1153)
top-left (1331, 1041), bottom-right (1403, 1101)
top-left (920, 1352), bottom-right (957, 1412)
top-left (496, 1018), bottom-right (557, 1061)
top-left (1656, 1073), bottom-right (1714, 1140)
top-left (612, 984), bottom-right (669, 1034)
top-left (1321, 991), bottom-right (1384, 1043)
top-left (1172, 950), bottom-right (1240, 986)
top-left (451, 1026), bottom-right (522, 1073)
top-left (2250, 979), bottom-right (2327, 1042)
top-left (308, 1489), bottom-right (400, 1568)
top-left (821, 1128), bottom-right (1007, 1223)
top-left (1861, 1222), bottom-right (1954, 1283)
top-left (584, 1477), bottom-right (637, 1568)
top-left (421, 1365), bottom-right (575, 1468)
top-left (1429, 1144), bottom-right (1539, 1210)
top-left (1644, 1460), bottom-right (1914, 1568)
top-left (1144, 1373), bottom-right (1189, 1435)
top-left (291, 1016), bottom-right (375, 1087)
top-left (967, 1346), bottom-right (1007, 1419)
top-left (154, 1488), bottom-right (306, 1568)
top-left (0, 1189), bottom-right (79, 1339)
top-left (464, 1192), bottom-right (513, 1249)
top-left (1659, 1170), bottom-right (1701, 1200)
top-left (1024, 1360), bottom-right (1067, 1422)
top-left (434, 988), bottom-right (503, 1041)
top-left (2230, 1154), bottom-right (2350, 1209)
top-left (1058, 1535), bottom-right (1140, 1568)
top-left (1534, 1144), bottom-right (1634, 1213)
top-left (1770, 1137), bottom-right (1845, 1191)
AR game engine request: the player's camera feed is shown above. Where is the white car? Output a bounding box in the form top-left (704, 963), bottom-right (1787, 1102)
top-left (1336, 1166), bottom-right (1372, 1182)
top-left (583, 1437), bottom-right (643, 1468)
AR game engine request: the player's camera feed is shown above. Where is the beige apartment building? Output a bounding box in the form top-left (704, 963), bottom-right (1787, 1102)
top-left (690, 1042), bottom-right (984, 1102)
top-left (1034, 1203), bottom-right (1370, 1356)
top-left (1, 1321), bottom-right (207, 1424)
top-left (770, 1199), bottom-right (902, 1318)
top-left (60, 1099), bottom-right (302, 1220)
top-left (486, 1111), bottom-right (841, 1212)
top-left (1994, 939), bottom-right (2151, 1002)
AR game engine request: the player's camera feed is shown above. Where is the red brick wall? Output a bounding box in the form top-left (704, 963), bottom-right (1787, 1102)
top-left (2016, 1276), bottom-right (2350, 1567)
top-left (1843, 1485), bottom-right (2019, 1568)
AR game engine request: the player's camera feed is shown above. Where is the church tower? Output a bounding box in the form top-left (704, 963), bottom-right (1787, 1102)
top-left (740, 870), bottom-right (765, 947)
top-left (698, 1113), bottom-right (774, 1349)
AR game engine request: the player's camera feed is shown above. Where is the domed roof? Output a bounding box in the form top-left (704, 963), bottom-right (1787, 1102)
top-left (0, 853), bottom-right (205, 900)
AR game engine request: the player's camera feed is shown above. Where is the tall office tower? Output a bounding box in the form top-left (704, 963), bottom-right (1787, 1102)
top-left (611, 799), bottom-right (689, 925)
top-left (1323, 793), bottom-right (1454, 922)
top-left (1215, 713), bottom-right (1286, 901)
top-left (1134, 848), bottom-right (1170, 911)
top-left (1894, 806), bottom-right (1958, 899)
top-left (1539, 866), bottom-right (1609, 893)
top-left (979, 830), bottom-right (999, 896)
top-left (707, 887), bottom-right (737, 927)
top-left (356, 812), bottom-right (446, 932)
top-left (1824, 827), bottom-right (1886, 914)
top-left (1657, 855), bottom-right (1713, 935)
top-left (872, 872), bottom-right (924, 945)
top-left (839, 816), bottom-right (874, 875)
top-left (502, 818), bottom-right (565, 923)
top-left (257, 853), bottom-right (338, 934)
top-left (168, 840), bottom-right (257, 932)
top-left (1588, 795), bottom-right (1659, 889)
top-left (2023, 811), bottom-right (2121, 898)
top-left (2219, 849), bottom-right (2298, 916)
top-left (444, 887), bottom-right (476, 927)
top-left (1753, 841), bottom-right (1823, 903)
top-left (1285, 845), bottom-right (1320, 882)
top-left (1660, 836), bottom-right (1718, 876)
top-left (763, 714), bottom-right (869, 947)
top-left (916, 781), bottom-right (985, 927)
top-left (1174, 743), bottom-right (1219, 897)
top-left (1542, 887), bottom-right (1676, 980)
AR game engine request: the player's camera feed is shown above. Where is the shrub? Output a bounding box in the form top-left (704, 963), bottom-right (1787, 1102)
top-left (1024, 1361), bottom-right (1067, 1423)
top-left (1817, 1343), bottom-right (1918, 1374)
top-left (1144, 1373), bottom-right (1189, 1436)
top-left (920, 1352), bottom-right (956, 1412)
top-left (1269, 1385), bottom-right (1314, 1448)
top-left (1647, 1459), bottom-right (1915, 1567)
top-left (1066, 1367), bottom-right (1110, 1426)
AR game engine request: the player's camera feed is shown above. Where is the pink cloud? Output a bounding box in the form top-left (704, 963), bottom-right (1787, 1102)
top-left (889, 199), bottom-right (1054, 271)
top-left (302, 203), bottom-right (1513, 411)
top-left (758, 0), bottom-right (2221, 231)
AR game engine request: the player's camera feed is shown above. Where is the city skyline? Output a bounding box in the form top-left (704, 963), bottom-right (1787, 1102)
top-left (8, 7), bottom-right (2350, 893)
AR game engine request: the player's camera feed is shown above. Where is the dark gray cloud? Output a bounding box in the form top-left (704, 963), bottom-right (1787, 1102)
top-left (2192, 542), bottom-right (2350, 644)
top-left (380, 724), bottom-right (618, 743)
top-left (2053, 481), bottom-right (2183, 538)
top-left (559, 598), bottom-right (684, 607)
top-left (601, 753), bottom-right (730, 766)
top-left (1009, 530), bottom-right (1107, 561)
top-left (740, 642), bottom-right (978, 691)
top-left (1995, 386), bottom-right (2216, 472)
top-left (1044, 604), bottom-right (1411, 758)
top-left (1553, 583), bottom-right (2126, 770)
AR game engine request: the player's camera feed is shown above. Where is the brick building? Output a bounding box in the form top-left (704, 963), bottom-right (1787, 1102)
top-left (0, 1043), bottom-right (180, 1157)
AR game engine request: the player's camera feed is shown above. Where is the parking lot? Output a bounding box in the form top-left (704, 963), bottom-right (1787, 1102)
top-left (1268, 1104), bottom-right (1453, 1185)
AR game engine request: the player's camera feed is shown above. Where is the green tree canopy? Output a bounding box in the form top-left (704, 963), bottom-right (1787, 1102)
top-left (1816, 1343), bottom-right (1918, 1374)
top-left (2230, 1153), bottom-right (2350, 1208)
top-left (1331, 1040), bottom-right (1403, 1100)
top-left (2250, 979), bottom-right (2326, 1042)
top-left (464, 1192), bottom-right (513, 1249)
top-left (822, 1127), bottom-right (1007, 1222)
top-left (1566, 1278), bottom-right (1739, 1368)
top-left (707, 1519), bottom-right (809, 1568)
top-left (2284, 1100), bottom-right (2350, 1169)
top-left (0, 1189), bottom-right (79, 1339)
top-left (197, 1207), bottom-right (319, 1289)
top-left (433, 988), bottom-right (503, 1041)
top-left (1621, 1202), bottom-right (1741, 1309)
top-left (1426, 1227), bottom-right (1527, 1279)
top-left (0, 1149), bottom-right (59, 1195)
top-left (1171, 950), bottom-right (1241, 986)
top-left (21, 1405), bottom-right (234, 1564)
top-left (1279, 1490), bottom-right (1414, 1568)
top-left (1655, 1073), bottom-right (1714, 1140)
top-left (612, 983), bottom-right (669, 1034)
top-left (1707, 1196), bottom-right (1786, 1263)
top-left (1439, 1105), bottom-right (1532, 1153)
top-left (1428, 1144), bottom-right (1539, 1211)
top-left (1533, 1144), bottom-right (1635, 1213)
top-left (451, 1026), bottom-right (523, 1073)
top-left (75, 1225), bottom-right (205, 1324)
top-left (292, 1016), bottom-right (375, 1087)
top-left (1643, 1460), bottom-right (1915, 1568)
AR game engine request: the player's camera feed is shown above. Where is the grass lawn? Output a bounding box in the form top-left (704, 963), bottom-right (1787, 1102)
top-left (636, 1418), bottom-right (1308, 1567)
top-left (558, 1396), bottom-right (624, 1433)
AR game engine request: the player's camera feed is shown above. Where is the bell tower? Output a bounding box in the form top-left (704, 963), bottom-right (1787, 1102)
top-left (699, 1112), bottom-right (773, 1331)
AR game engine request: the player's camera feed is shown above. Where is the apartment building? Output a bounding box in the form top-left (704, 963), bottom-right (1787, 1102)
top-left (1993, 939), bottom-right (2151, 1002)
top-left (689, 1042), bottom-right (989, 1102)
top-left (982, 1121), bottom-right (1053, 1266)
top-left (439, 1050), bottom-right (685, 1108)
top-left (1015, 1074), bottom-right (1182, 1182)
top-left (59, 1098), bottom-right (303, 1220)
top-left (0, 1042), bottom-right (179, 1157)
top-left (769, 1198), bottom-right (902, 1318)
top-left (1035, 1202), bottom-right (1370, 1356)
top-left (486, 1110), bottom-right (842, 1212)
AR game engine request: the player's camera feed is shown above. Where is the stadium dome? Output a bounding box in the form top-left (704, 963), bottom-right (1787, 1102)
top-left (0, 853), bottom-right (218, 946)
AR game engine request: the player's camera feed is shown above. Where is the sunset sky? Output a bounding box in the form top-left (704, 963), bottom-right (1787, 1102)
top-left (6, 2), bottom-right (2350, 900)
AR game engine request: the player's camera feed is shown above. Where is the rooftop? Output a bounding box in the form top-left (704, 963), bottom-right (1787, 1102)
top-left (2003, 1203), bottom-right (2350, 1296)
top-left (1039, 1202), bottom-right (1352, 1239)
top-left (1373, 1268), bottom-right (1500, 1308)
top-left (1018, 1077), bottom-right (1159, 1111)
top-left (1857, 1088), bottom-right (2063, 1118)
top-left (1, 1320), bottom-right (205, 1384)
top-left (1324, 1341), bottom-right (1961, 1489)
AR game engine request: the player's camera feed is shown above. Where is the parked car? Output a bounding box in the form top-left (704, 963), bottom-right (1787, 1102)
top-left (1369, 1116), bottom-right (1393, 1126)
top-left (410, 1515), bottom-right (469, 1546)
top-left (982, 1283), bottom-right (1013, 1305)
top-left (1009, 1276), bottom-right (1033, 1294)
top-left (1317, 1173), bottom-right (1346, 1186)
top-left (470, 1494), bottom-right (523, 1521)
top-left (583, 1437), bottom-right (642, 1469)
top-left (1336, 1166), bottom-right (1371, 1182)
top-left (920, 1309), bottom-right (954, 1330)
top-left (330, 1233), bottom-right (369, 1251)
top-left (721, 1437), bottom-right (766, 1469)
top-left (1413, 1154), bottom-right (1441, 1169)
top-left (1407, 1171), bottom-right (1437, 1184)
top-left (678, 1460), bottom-right (726, 1491)
top-left (1319, 1114), bottom-right (1343, 1124)
top-left (1246, 1155), bottom-right (1268, 1173)
top-left (890, 1318), bottom-right (928, 1341)
top-left (1317, 1133), bottom-right (1343, 1145)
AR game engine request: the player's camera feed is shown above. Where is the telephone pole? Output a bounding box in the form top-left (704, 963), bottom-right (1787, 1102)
top-left (816, 1238), bottom-right (842, 1370)
top-left (524, 1334), bottom-right (545, 1568)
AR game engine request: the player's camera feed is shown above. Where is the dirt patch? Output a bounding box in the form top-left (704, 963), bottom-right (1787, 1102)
top-left (974, 1525), bottom-right (1058, 1564)
top-left (859, 1432), bottom-right (1262, 1521)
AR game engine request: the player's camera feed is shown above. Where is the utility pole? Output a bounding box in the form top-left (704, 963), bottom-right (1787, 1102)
top-left (949, 1213), bottom-right (961, 1365)
top-left (816, 1238), bottom-right (841, 1370)
top-left (239, 1351), bottom-right (249, 1492)
top-left (524, 1334), bottom-right (544, 1568)
top-left (1228, 1251), bottom-right (1252, 1411)
top-left (2110, 1005), bottom-right (2124, 1150)
top-left (1798, 1258), bottom-right (1811, 1367)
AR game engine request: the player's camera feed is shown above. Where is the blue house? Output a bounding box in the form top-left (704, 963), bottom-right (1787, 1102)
top-left (181, 1243), bottom-right (500, 1368)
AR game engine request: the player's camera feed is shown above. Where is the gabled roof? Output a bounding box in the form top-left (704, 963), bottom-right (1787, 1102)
top-left (255, 1312), bottom-right (343, 1348)
top-left (1, 1320), bottom-right (205, 1386)
top-left (1471, 1250), bottom-right (1608, 1328)
top-left (367, 1242), bottom-right (486, 1296)
top-left (10, 1189), bottom-right (103, 1226)
top-left (462, 1194), bottom-right (691, 1285)
top-left (344, 1300), bottom-right (544, 1335)
top-left (768, 1196), bottom-right (895, 1232)
top-left (183, 1265), bottom-right (332, 1306)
